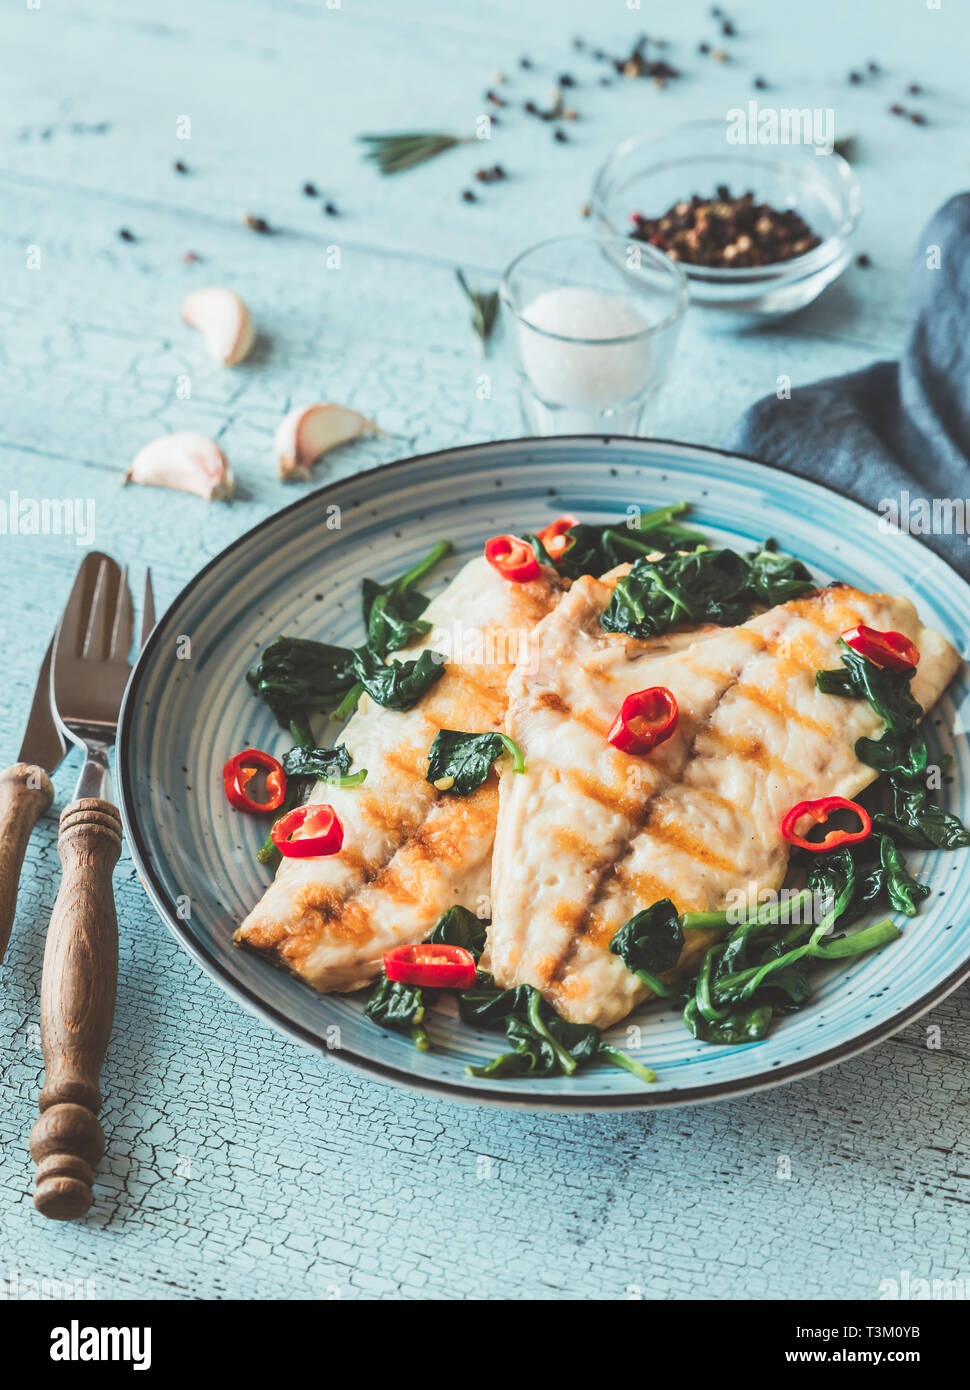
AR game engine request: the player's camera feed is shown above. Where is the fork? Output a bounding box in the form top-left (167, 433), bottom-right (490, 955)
top-left (29, 555), bottom-right (153, 1221)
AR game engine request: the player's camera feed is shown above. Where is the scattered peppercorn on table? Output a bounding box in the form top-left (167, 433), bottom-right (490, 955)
top-left (1, 0), bottom-right (968, 1302)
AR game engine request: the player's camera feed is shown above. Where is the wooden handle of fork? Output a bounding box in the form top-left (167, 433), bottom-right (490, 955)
top-left (0, 764), bottom-right (54, 964)
top-left (30, 798), bottom-right (121, 1221)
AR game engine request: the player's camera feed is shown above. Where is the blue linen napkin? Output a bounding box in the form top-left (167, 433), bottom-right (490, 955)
top-left (724, 193), bottom-right (970, 582)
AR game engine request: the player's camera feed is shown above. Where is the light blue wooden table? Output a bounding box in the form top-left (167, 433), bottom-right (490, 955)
top-left (2, 0), bottom-right (969, 1301)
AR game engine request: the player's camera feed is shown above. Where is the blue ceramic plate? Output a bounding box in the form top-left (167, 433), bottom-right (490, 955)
top-left (118, 438), bottom-right (970, 1110)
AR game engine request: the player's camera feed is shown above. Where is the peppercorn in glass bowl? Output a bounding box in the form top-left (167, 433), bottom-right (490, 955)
top-left (591, 120), bottom-right (861, 324)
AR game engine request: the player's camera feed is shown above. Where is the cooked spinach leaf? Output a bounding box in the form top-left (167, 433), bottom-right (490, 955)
top-left (524, 502), bottom-right (706, 581)
top-left (460, 973), bottom-right (655, 1083)
top-left (247, 636), bottom-right (357, 729)
top-left (364, 976), bottom-right (431, 1052)
top-left (613, 860), bottom-right (906, 1048)
top-left (601, 545), bottom-right (813, 640)
top-left (362, 581), bottom-right (433, 659)
top-left (352, 646), bottom-right (445, 711)
top-left (683, 998), bottom-right (775, 1044)
top-left (248, 541), bottom-right (452, 737)
top-left (467, 1010), bottom-right (601, 1079)
top-left (877, 781), bottom-right (970, 849)
top-left (609, 899), bottom-right (684, 996)
top-left (425, 729), bottom-right (525, 794)
top-left (817, 639), bottom-right (969, 850)
top-left (745, 544), bottom-right (815, 605)
top-left (361, 540), bottom-right (452, 659)
top-left (430, 905), bottom-right (487, 960)
top-left (280, 743), bottom-right (367, 787)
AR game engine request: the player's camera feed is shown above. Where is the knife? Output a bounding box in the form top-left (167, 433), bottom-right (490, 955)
top-left (0, 638), bottom-right (68, 964)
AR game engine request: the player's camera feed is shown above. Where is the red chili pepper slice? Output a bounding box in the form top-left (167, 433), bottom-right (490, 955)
top-left (270, 803), bottom-right (344, 858)
top-left (484, 534), bottom-right (541, 583)
top-left (383, 942), bottom-right (477, 989)
top-left (535, 515), bottom-right (579, 561)
top-left (842, 625), bottom-right (920, 672)
top-left (222, 748), bottom-right (286, 814)
top-left (781, 796), bottom-right (872, 852)
top-left (607, 686), bottom-right (679, 755)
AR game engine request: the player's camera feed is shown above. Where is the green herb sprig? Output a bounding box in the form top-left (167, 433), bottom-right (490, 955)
top-left (359, 131), bottom-right (472, 176)
top-left (456, 269), bottom-right (499, 353)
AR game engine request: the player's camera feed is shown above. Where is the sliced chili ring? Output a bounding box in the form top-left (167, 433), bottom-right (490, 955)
top-left (223, 748), bottom-right (286, 814)
top-left (535, 515), bottom-right (579, 561)
top-left (781, 796), bottom-right (872, 853)
top-left (484, 534), bottom-right (542, 583)
top-left (607, 686), bottom-right (679, 756)
top-left (842, 625), bottom-right (920, 672)
top-left (270, 803), bottom-right (344, 858)
top-left (383, 942), bottom-right (477, 989)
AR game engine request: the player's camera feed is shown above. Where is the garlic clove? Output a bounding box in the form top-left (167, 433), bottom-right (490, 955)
top-left (125, 433), bottom-right (234, 501)
top-left (274, 403), bottom-right (382, 482)
top-left (181, 287), bottom-right (254, 366)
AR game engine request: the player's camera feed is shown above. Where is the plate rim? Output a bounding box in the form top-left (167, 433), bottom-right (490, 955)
top-left (117, 434), bottom-right (970, 1111)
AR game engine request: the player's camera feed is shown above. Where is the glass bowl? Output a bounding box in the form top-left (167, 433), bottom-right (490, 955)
top-left (500, 233), bottom-right (687, 436)
top-left (591, 119), bottom-right (861, 324)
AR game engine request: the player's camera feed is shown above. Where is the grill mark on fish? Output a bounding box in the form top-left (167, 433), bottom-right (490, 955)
top-left (566, 768), bottom-right (642, 820)
top-left (733, 680), bottom-right (836, 737)
top-left (640, 807), bottom-right (738, 874)
top-left (694, 723), bottom-right (802, 780)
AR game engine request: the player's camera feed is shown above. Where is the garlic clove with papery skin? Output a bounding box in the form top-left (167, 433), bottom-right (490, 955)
top-left (181, 287), bottom-right (254, 366)
top-left (274, 403), bottom-right (383, 482)
top-left (125, 433), bottom-right (234, 501)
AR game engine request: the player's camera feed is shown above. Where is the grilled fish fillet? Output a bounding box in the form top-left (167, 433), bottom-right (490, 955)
top-left (235, 556), bottom-right (563, 991)
top-left (489, 579), bottom-right (960, 1028)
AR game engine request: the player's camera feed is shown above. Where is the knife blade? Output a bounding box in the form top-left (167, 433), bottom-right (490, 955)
top-left (0, 635), bottom-right (69, 964)
top-left (18, 639), bottom-right (68, 773)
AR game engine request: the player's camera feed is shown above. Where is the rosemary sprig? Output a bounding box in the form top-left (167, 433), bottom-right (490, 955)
top-left (359, 131), bottom-right (471, 176)
top-left (455, 269), bottom-right (499, 353)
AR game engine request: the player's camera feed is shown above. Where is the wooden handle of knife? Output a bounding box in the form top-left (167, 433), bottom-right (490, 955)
top-left (30, 798), bottom-right (121, 1221)
top-left (0, 763), bottom-right (54, 964)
